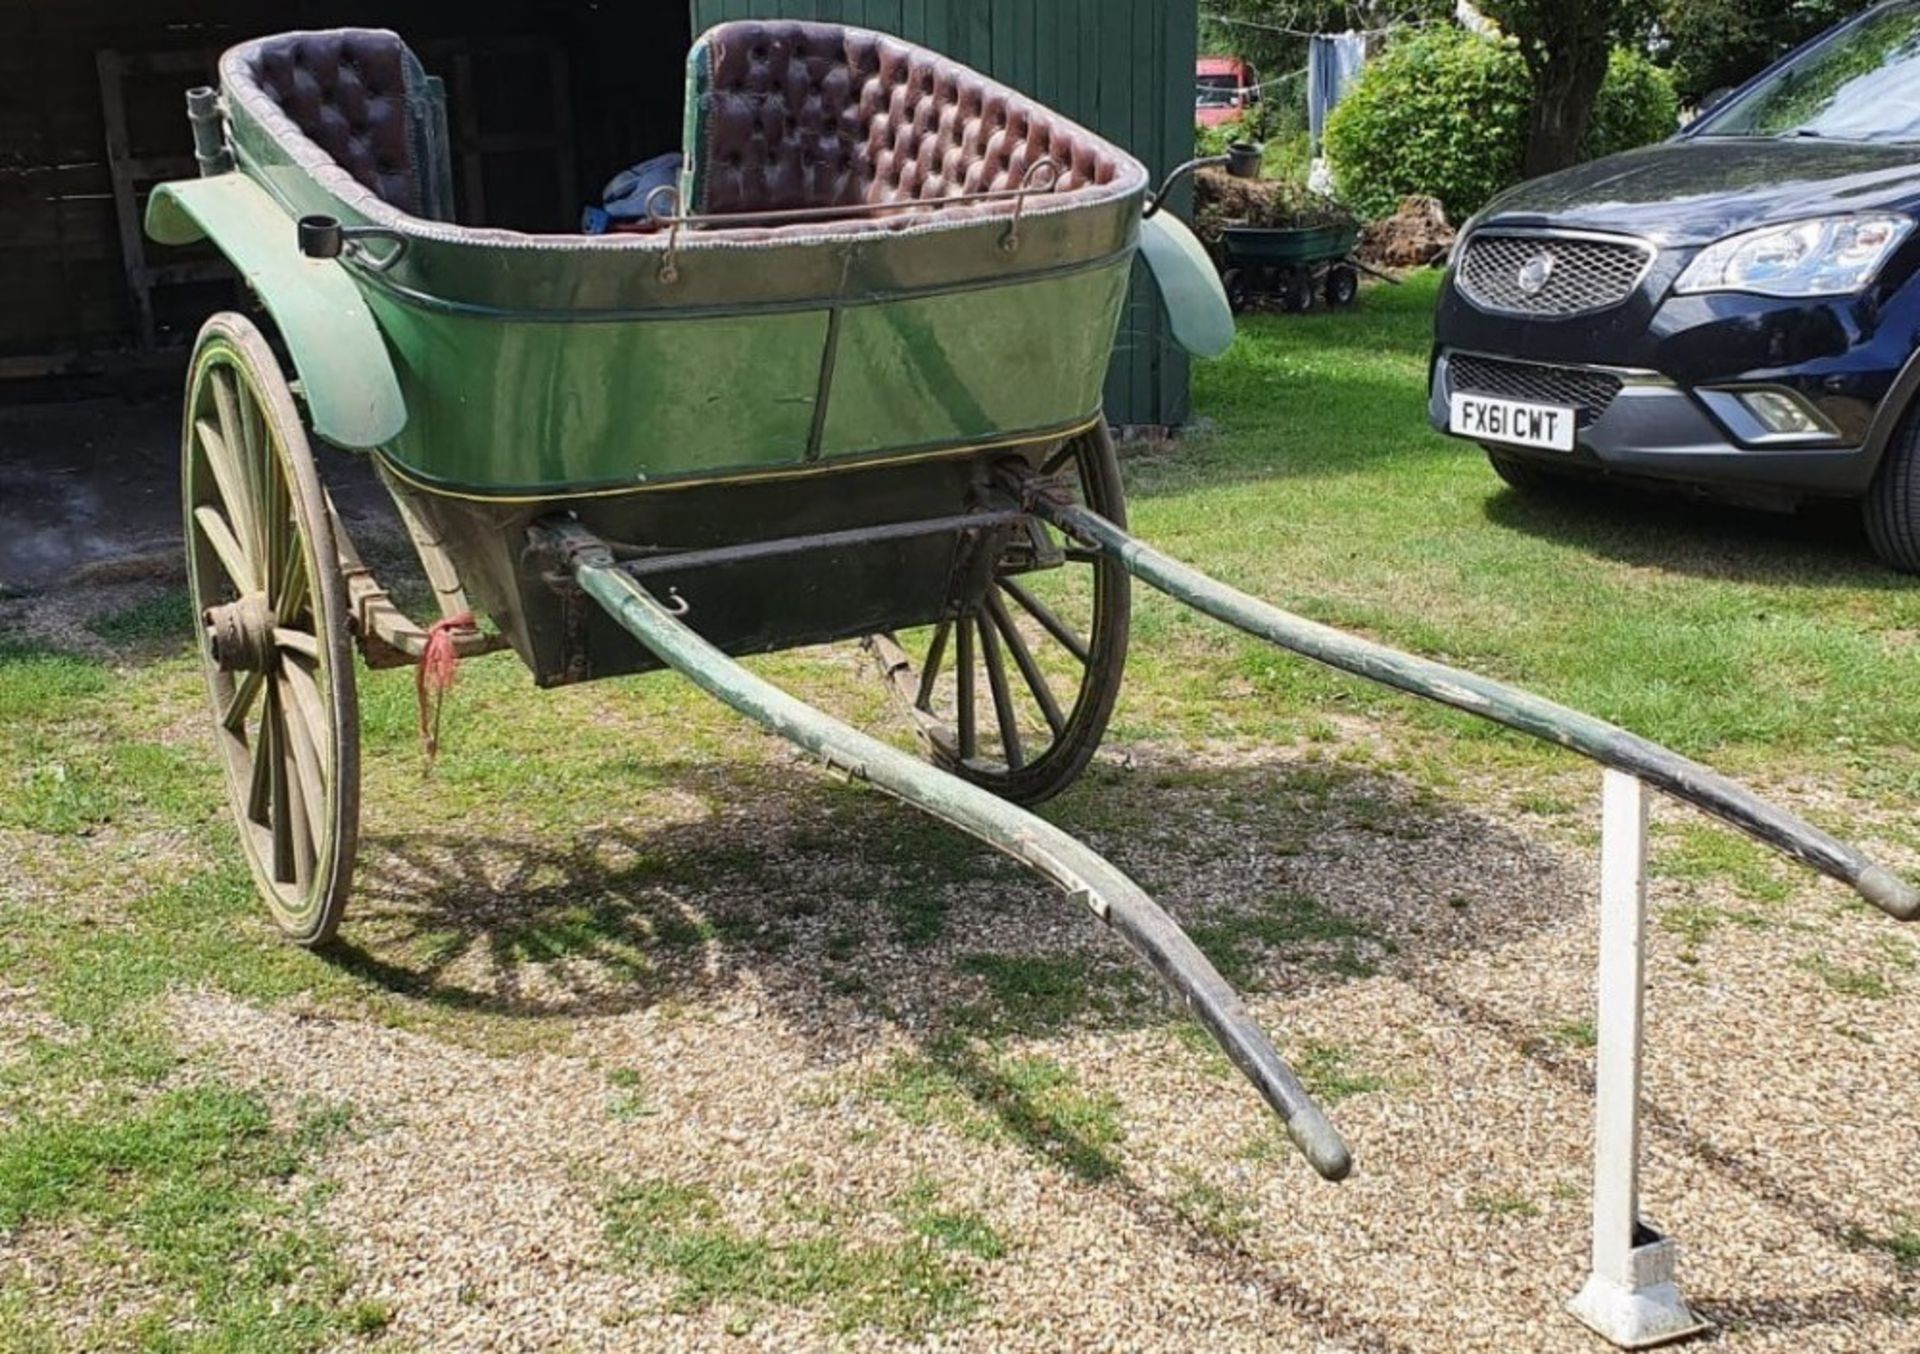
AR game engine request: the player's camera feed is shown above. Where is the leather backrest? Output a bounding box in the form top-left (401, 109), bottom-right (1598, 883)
top-left (689, 21), bottom-right (1125, 216)
top-left (231, 30), bottom-right (423, 215)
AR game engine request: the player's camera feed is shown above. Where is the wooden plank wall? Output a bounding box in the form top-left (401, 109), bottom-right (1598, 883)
top-left (0, 1), bottom-right (691, 370)
top-left (2, 0), bottom-right (1193, 424)
top-left (690, 0), bottom-right (1197, 428)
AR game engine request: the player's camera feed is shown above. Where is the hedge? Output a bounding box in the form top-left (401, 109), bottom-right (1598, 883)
top-left (1324, 29), bottom-right (1679, 222)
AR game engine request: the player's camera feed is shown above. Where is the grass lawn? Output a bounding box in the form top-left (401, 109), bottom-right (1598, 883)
top-left (1128, 270), bottom-right (1920, 810)
top-left (0, 268), bottom-right (1914, 1349)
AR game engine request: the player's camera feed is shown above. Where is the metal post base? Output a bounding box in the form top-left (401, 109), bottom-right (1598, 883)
top-left (1568, 1230), bottom-right (1708, 1349)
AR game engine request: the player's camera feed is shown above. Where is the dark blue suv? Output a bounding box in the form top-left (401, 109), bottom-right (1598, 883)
top-left (1430, 0), bottom-right (1920, 570)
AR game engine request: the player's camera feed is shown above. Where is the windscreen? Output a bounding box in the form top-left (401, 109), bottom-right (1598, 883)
top-left (1697, 1), bottom-right (1920, 142)
top-left (1197, 73), bottom-right (1241, 108)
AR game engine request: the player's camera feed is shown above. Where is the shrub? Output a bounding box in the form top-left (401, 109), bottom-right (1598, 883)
top-left (1588, 48), bottom-right (1683, 159)
top-left (1324, 29), bottom-right (1529, 222)
top-left (1324, 28), bottom-right (1679, 222)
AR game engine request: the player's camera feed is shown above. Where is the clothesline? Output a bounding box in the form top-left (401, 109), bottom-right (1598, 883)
top-left (1200, 11), bottom-right (1426, 40)
top-left (1197, 62), bottom-right (1309, 95)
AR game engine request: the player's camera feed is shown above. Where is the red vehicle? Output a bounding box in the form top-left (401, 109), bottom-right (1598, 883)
top-left (1196, 56), bottom-right (1258, 127)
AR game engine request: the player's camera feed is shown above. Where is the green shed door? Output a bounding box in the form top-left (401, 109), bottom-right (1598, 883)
top-left (687, 0), bottom-right (1197, 429)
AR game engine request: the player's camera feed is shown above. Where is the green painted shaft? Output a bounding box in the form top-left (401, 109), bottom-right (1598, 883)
top-left (1049, 504), bottom-right (1920, 924)
top-left (570, 543), bottom-right (1352, 1181)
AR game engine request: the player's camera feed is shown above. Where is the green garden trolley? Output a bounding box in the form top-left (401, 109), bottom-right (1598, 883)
top-left (151, 21), bottom-right (1917, 1186)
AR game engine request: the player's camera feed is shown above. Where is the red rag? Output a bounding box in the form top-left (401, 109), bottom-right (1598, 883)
top-left (416, 611), bottom-right (475, 763)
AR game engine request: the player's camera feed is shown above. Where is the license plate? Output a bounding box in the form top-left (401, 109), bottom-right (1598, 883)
top-left (1449, 392), bottom-right (1576, 452)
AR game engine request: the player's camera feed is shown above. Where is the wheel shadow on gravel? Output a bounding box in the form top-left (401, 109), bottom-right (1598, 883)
top-left (328, 750), bottom-right (1528, 1351)
top-left (325, 819), bottom-right (822, 1019)
top-left (321, 752), bottom-right (1581, 1033)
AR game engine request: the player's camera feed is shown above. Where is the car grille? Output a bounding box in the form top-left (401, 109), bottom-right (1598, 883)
top-left (1456, 232), bottom-right (1653, 317)
top-left (1447, 353), bottom-right (1624, 426)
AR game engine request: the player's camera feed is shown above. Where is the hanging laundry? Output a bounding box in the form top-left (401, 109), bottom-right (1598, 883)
top-left (1307, 33), bottom-right (1367, 153)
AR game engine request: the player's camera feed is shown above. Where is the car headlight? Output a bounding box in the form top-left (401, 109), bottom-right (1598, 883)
top-left (1674, 214), bottom-right (1914, 297)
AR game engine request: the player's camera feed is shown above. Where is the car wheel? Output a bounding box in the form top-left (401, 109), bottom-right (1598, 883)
top-left (1280, 268), bottom-right (1314, 313)
top-left (1221, 268), bottom-right (1252, 314)
top-left (1864, 407), bottom-right (1920, 573)
top-left (1483, 447), bottom-right (1578, 494)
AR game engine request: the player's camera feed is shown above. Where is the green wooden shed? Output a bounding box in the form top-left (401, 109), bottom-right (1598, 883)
top-left (4, 1), bottom-right (1196, 426)
top-left (691, 0), bottom-right (1201, 428)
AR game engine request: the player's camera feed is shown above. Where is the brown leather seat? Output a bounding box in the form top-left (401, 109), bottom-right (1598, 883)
top-left (218, 23), bottom-right (1137, 244)
top-left (688, 20), bottom-right (1126, 216)
top-left (225, 29), bottom-right (434, 216)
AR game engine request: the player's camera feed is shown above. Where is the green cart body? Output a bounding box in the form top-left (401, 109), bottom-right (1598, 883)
top-left (148, 22), bottom-right (1222, 687)
top-left (147, 20), bottom-right (1917, 1194)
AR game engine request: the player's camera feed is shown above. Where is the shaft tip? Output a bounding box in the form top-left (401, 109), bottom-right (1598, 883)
top-left (1290, 1110), bottom-right (1353, 1182)
top-left (1858, 865), bottom-right (1920, 922)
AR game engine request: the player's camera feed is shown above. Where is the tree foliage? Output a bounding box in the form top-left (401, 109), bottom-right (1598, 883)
top-left (1324, 28), bottom-right (1677, 220)
top-left (1207, 0), bottom-right (1872, 192)
top-left (1477, 0), bottom-right (1625, 176)
top-left (1588, 47), bottom-right (1685, 157)
top-left (1198, 1), bottom-right (1451, 72)
top-left (1623, 0), bottom-right (1879, 104)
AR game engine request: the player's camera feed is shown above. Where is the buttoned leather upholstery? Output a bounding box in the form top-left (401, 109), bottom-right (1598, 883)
top-left (691, 21), bottom-right (1125, 216)
top-left (230, 29), bottom-right (423, 214)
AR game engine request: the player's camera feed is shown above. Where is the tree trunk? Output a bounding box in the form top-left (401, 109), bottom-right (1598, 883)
top-left (1521, 28), bottom-right (1615, 178)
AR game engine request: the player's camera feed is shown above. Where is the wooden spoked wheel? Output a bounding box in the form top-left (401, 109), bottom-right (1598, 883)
top-left (182, 313), bottom-right (359, 946)
top-left (874, 422), bottom-right (1130, 805)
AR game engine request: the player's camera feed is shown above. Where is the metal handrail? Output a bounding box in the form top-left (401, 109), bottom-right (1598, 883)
top-left (639, 157), bottom-right (1061, 231)
top-left (645, 158), bottom-right (1061, 282)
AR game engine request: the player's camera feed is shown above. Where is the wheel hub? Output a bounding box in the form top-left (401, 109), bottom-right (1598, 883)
top-left (204, 592), bottom-right (277, 672)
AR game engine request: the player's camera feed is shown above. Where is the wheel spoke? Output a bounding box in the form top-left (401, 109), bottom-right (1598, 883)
top-left (986, 591), bottom-right (1065, 738)
top-left (277, 671), bottom-right (328, 858)
top-left (193, 505), bottom-right (257, 592)
top-left (280, 655), bottom-right (333, 782)
top-left (975, 614), bottom-right (1024, 770)
top-left (915, 621), bottom-right (951, 711)
top-left (237, 371), bottom-right (266, 507)
top-left (955, 619), bottom-right (977, 761)
top-left (266, 687), bottom-right (296, 884)
top-left (272, 522), bottom-right (310, 619)
top-left (222, 668), bottom-right (265, 734)
top-left (285, 768), bottom-right (314, 893)
top-left (247, 694), bottom-right (274, 824)
top-left (998, 577), bottom-right (1090, 665)
top-left (210, 371), bottom-right (261, 557)
top-left (274, 626), bottom-right (319, 661)
top-left (195, 416), bottom-right (258, 562)
top-left (263, 462), bottom-right (294, 620)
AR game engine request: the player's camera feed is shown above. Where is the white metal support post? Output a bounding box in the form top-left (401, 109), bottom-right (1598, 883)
top-left (1568, 770), bottom-right (1709, 1348)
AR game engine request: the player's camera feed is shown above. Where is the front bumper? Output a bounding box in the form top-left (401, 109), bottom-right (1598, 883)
top-left (1426, 236), bottom-right (1920, 499)
top-left (1428, 349), bottom-right (1880, 497)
